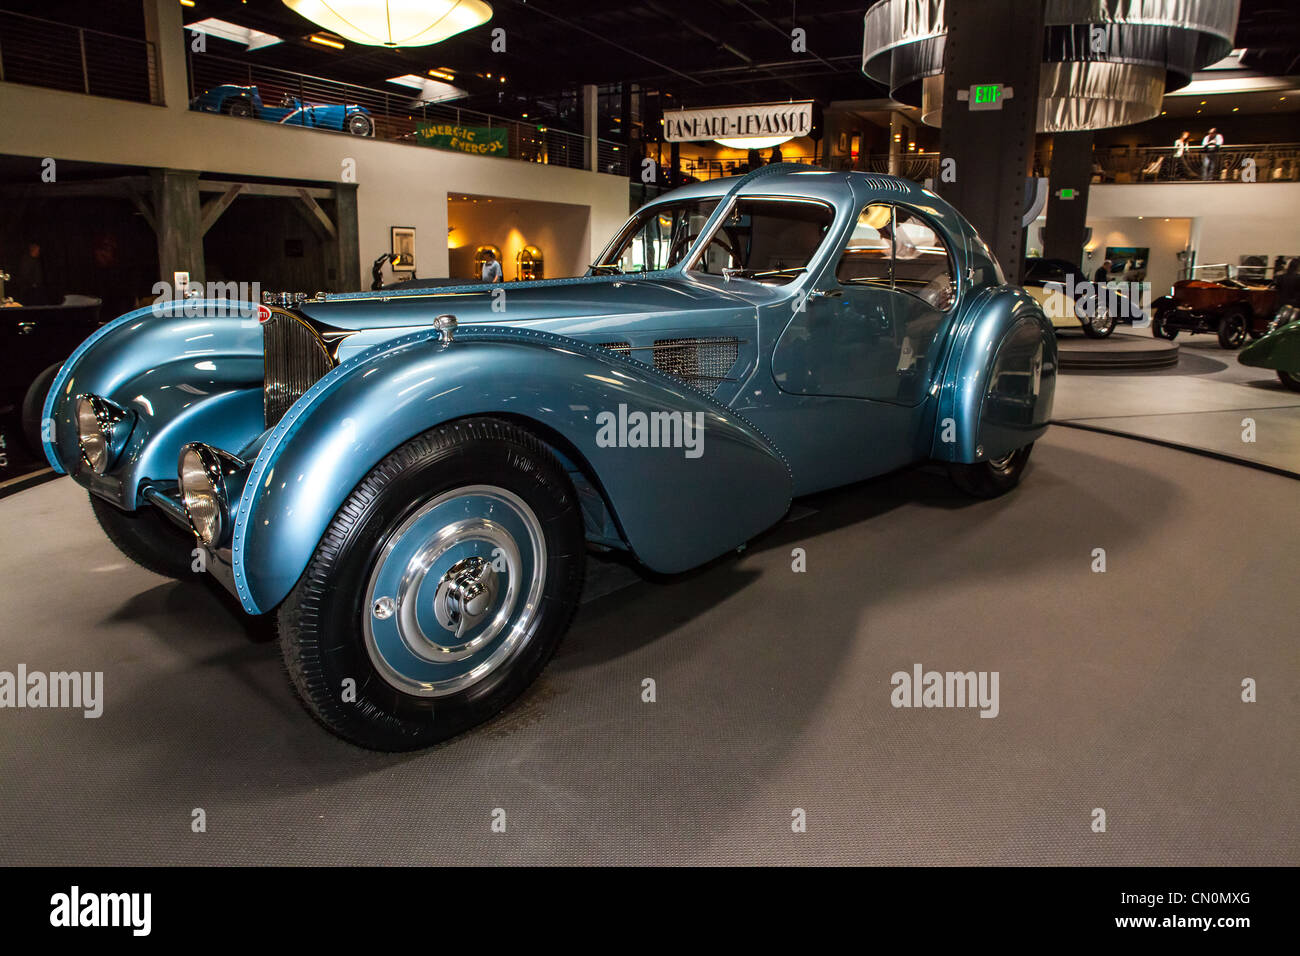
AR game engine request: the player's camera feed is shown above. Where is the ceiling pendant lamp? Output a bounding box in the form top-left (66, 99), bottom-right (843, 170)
top-left (282, 1), bottom-right (493, 48)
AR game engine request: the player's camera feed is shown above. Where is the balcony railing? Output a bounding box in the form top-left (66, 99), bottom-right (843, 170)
top-left (188, 51), bottom-right (626, 176)
top-left (1091, 143), bottom-right (1300, 183)
top-left (0, 10), bottom-right (158, 104)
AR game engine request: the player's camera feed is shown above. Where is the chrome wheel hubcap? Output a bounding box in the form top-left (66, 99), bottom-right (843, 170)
top-left (363, 485), bottom-right (546, 698)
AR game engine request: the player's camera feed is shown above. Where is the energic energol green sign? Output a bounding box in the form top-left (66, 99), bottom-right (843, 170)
top-left (415, 123), bottom-right (508, 157)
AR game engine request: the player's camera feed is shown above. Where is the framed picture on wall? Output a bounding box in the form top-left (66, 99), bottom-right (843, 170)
top-left (391, 226), bottom-right (416, 273)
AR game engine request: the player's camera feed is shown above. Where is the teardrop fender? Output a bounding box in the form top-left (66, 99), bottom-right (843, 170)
top-left (233, 326), bottom-right (793, 615)
top-left (42, 301), bottom-right (265, 492)
top-left (929, 287), bottom-right (1057, 462)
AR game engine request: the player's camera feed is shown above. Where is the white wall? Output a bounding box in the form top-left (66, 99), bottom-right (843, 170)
top-left (0, 81), bottom-right (629, 289)
top-left (1085, 182), bottom-right (1300, 281)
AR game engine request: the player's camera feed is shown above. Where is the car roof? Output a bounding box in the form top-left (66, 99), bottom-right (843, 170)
top-left (642, 166), bottom-right (946, 212)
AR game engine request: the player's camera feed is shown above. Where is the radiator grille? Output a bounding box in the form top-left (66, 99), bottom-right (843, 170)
top-left (597, 338), bottom-right (739, 395)
top-left (263, 312), bottom-right (334, 427)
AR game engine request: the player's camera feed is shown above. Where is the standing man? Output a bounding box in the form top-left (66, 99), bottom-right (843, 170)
top-left (1201, 127), bottom-right (1224, 181)
top-left (13, 240), bottom-right (50, 305)
top-left (1093, 259), bottom-right (1112, 285)
top-left (480, 249), bottom-right (503, 283)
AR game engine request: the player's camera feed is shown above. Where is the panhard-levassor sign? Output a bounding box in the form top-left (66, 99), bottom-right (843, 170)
top-left (662, 102), bottom-right (813, 142)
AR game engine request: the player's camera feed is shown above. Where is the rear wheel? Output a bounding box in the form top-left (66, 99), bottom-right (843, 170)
top-left (91, 494), bottom-right (196, 580)
top-left (1081, 298), bottom-right (1115, 338)
top-left (1218, 310), bottom-right (1249, 349)
top-left (223, 98), bottom-right (253, 118)
top-left (948, 443), bottom-right (1034, 498)
top-left (1278, 370), bottom-right (1300, 392)
top-left (277, 417), bottom-right (585, 751)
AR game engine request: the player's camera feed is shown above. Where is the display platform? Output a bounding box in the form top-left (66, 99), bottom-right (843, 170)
top-left (0, 427), bottom-right (1294, 866)
top-left (1057, 332), bottom-right (1179, 371)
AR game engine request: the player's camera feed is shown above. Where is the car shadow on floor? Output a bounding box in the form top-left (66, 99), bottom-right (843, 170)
top-left (82, 430), bottom-right (1183, 807)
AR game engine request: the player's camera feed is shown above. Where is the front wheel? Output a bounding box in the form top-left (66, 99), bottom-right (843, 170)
top-left (1081, 300), bottom-right (1115, 339)
top-left (1278, 370), bottom-right (1300, 392)
top-left (346, 111), bottom-right (373, 137)
top-left (1218, 310), bottom-right (1248, 349)
top-left (277, 418), bottom-right (585, 751)
top-left (1152, 310), bottom-right (1178, 340)
top-left (948, 443), bottom-right (1034, 498)
top-left (91, 494), bottom-right (197, 579)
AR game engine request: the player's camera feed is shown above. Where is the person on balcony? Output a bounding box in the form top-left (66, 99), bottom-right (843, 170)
top-left (1200, 128), bottom-right (1224, 181)
top-left (1172, 131), bottom-right (1192, 179)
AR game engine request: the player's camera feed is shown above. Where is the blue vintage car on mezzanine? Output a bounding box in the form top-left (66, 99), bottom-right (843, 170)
top-left (189, 83), bottom-right (374, 137)
top-left (43, 165), bottom-right (1056, 750)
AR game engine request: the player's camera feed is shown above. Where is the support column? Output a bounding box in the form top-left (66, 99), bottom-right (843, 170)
top-left (582, 84), bottom-right (599, 172)
top-left (937, 0), bottom-right (1045, 286)
top-left (142, 0), bottom-right (189, 108)
top-left (331, 183), bottom-right (360, 292)
top-left (1042, 131), bottom-right (1095, 266)
top-left (888, 112), bottom-right (904, 176)
top-left (151, 168), bottom-right (203, 288)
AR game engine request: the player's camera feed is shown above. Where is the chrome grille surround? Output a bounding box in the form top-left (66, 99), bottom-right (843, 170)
top-left (263, 310), bottom-right (335, 427)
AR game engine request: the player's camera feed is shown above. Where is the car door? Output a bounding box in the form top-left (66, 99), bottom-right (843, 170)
top-left (772, 201), bottom-right (956, 405)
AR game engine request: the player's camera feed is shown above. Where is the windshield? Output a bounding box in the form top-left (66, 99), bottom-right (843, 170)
top-left (689, 197), bottom-right (834, 284)
top-left (594, 199), bottom-right (720, 274)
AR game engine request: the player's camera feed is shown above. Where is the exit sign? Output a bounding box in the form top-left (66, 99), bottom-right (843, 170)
top-left (1057, 187), bottom-right (1078, 200)
top-left (958, 84), bottom-right (1015, 111)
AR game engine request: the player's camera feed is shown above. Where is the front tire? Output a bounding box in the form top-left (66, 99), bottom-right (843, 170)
top-left (1278, 370), bottom-right (1300, 392)
top-left (223, 98), bottom-right (253, 118)
top-left (91, 494), bottom-right (196, 580)
top-left (277, 417), bottom-right (585, 751)
top-left (948, 443), bottom-right (1034, 498)
top-left (1152, 309), bottom-right (1178, 340)
top-left (20, 361), bottom-right (61, 455)
top-left (1081, 299), bottom-right (1115, 339)
top-left (346, 111), bottom-right (373, 136)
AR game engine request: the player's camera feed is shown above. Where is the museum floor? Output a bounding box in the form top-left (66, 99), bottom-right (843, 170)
top-left (0, 420), bottom-right (1295, 865)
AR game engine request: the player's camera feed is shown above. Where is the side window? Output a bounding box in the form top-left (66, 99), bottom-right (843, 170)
top-left (836, 203), bottom-right (893, 287)
top-left (893, 208), bottom-right (955, 310)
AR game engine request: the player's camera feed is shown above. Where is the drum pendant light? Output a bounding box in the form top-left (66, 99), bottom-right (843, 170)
top-left (282, 1), bottom-right (494, 48)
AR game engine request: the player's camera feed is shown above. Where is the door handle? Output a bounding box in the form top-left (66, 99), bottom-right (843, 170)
top-left (17, 321), bottom-right (36, 335)
top-left (808, 289), bottom-right (843, 300)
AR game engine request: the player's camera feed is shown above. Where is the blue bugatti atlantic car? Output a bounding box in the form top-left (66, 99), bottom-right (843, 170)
top-left (43, 164), bottom-right (1055, 749)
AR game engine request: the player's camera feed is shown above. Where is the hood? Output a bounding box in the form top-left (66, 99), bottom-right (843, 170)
top-left (296, 273), bottom-right (759, 340)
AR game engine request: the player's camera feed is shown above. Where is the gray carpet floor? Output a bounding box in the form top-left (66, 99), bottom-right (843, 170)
top-left (0, 427), bottom-right (1295, 865)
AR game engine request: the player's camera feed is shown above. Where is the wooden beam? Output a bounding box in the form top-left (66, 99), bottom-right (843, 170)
top-left (293, 188), bottom-right (337, 240)
top-left (198, 179), bottom-right (332, 200)
top-left (200, 183), bottom-right (244, 236)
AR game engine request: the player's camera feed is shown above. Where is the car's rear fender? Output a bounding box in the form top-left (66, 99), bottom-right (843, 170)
top-left (233, 326), bottom-right (793, 614)
top-left (928, 286), bottom-right (1057, 462)
top-left (42, 300), bottom-right (266, 506)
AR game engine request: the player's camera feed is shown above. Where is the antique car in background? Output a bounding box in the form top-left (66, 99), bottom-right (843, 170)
top-left (1021, 256), bottom-right (1142, 339)
top-left (1151, 266), bottom-right (1276, 348)
top-left (1238, 305), bottom-right (1300, 391)
top-left (190, 84), bottom-right (374, 137)
top-left (42, 165), bottom-right (1056, 750)
top-left (0, 294), bottom-right (103, 454)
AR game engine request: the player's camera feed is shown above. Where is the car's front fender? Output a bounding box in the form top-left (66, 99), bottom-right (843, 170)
top-left (233, 326), bottom-right (793, 614)
top-left (43, 301), bottom-right (266, 507)
top-left (929, 287), bottom-right (1057, 462)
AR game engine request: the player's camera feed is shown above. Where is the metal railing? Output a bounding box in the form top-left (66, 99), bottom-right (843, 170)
top-left (188, 51), bottom-right (626, 176)
top-left (0, 10), bottom-right (158, 104)
top-left (1091, 143), bottom-right (1300, 183)
top-left (680, 154), bottom-right (818, 180)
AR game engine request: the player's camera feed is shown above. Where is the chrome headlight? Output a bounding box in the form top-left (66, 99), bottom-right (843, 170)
top-left (178, 443), bottom-right (244, 547)
top-left (75, 394), bottom-right (132, 474)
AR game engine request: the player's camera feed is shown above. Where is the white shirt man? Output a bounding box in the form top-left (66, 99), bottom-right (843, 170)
top-left (481, 255), bottom-right (503, 283)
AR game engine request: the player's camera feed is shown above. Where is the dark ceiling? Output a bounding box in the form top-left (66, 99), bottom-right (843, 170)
top-left (2, 1), bottom-right (1296, 120)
